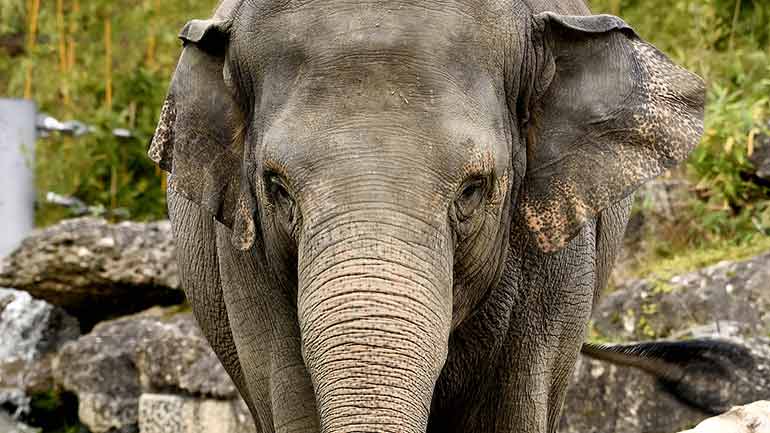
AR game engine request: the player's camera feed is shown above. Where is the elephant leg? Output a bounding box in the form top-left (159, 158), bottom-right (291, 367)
top-left (215, 226), bottom-right (319, 433)
top-left (167, 188), bottom-right (262, 431)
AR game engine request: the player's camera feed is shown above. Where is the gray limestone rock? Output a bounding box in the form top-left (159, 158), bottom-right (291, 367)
top-left (0, 411), bottom-right (41, 433)
top-left (561, 337), bottom-right (770, 433)
top-left (134, 315), bottom-right (237, 399)
top-left (594, 251), bottom-right (770, 341)
top-left (52, 308), bottom-right (237, 433)
top-left (615, 178), bottom-right (694, 282)
top-left (680, 400), bottom-right (770, 433)
top-left (0, 218), bottom-right (183, 326)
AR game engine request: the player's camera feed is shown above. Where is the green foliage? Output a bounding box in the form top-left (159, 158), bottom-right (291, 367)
top-left (0, 0), bottom-right (26, 34)
top-left (1, 0), bottom-right (218, 224)
top-left (592, 0), bottom-right (770, 252)
top-left (35, 68), bottom-right (171, 224)
top-left (688, 86), bottom-right (770, 243)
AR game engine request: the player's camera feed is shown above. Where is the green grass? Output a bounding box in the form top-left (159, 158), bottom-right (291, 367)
top-left (631, 235), bottom-right (770, 280)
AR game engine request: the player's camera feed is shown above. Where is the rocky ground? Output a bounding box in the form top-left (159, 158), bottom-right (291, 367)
top-left (1, 216), bottom-right (769, 433)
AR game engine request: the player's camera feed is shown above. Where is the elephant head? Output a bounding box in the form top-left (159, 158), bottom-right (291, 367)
top-left (150, 1), bottom-right (704, 432)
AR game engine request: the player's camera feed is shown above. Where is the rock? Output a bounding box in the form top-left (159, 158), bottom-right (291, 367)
top-left (138, 394), bottom-right (257, 433)
top-left (561, 353), bottom-right (704, 433)
top-left (0, 288), bottom-right (79, 363)
top-left (0, 288), bottom-right (79, 415)
top-left (53, 308), bottom-right (238, 433)
top-left (76, 392), bottom-right (138, 433)
top-left (134, 313), bottom-right (237, 398)
top-left (0, 218), bottom-right (184, 327)
top-left (615, 178), bottom-right (693, 281)
top-left (680, 400), bottom-right (770, 433)
top-left (561, 251), bottom-right (770, 433)
top-left (634, 179), bottom-right (693, 230)
top-left (594, 251), bottom-right (770, 341)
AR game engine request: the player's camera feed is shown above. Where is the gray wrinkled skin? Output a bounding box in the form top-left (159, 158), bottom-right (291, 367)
top-left (152, 0), bottom-right (705, 432)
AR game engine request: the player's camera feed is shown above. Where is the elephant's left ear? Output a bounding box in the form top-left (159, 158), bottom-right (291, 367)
top-left (148, 16), bottom-right (259, 251)
top-left (520, 12), bottom-right (705, 253)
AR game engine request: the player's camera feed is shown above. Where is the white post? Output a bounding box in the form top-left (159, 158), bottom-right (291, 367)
top-left (0, 99), bottom-right (36, 258)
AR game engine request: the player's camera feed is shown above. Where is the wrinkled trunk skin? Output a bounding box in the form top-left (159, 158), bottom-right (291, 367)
top-left (297, 209), bottom-right (453, 433)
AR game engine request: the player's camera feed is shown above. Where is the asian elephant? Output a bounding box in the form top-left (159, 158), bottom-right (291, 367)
top-left (149, 0), bottom-right (708, 432)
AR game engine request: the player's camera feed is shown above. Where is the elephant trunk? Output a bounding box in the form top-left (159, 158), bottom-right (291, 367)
top-left (297, 211), bottom-right (453, 433)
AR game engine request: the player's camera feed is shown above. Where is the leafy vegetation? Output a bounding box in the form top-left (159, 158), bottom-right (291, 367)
top-left (1, 0), bottom-right (769, 262)
top-left (0, 0), bottom-right (217, 225)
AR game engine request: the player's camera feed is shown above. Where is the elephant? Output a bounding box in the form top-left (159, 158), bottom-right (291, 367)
top-left (148, 0), bottom-right (713, 432)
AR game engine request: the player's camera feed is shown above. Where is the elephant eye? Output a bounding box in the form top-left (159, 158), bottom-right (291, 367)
top-left (455, 177), bottom-right (486, 221)
top-left (267, 174), bottom-right (296, 216)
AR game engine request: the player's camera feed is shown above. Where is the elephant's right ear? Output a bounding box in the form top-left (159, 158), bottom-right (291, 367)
top-left (517, 13), bottom-right (704, 253)
top-left (149, 19), bottom-right (258, 250)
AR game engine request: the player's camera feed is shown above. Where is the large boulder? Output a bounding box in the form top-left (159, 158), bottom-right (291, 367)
top-left (52, 307), bottom-right (238, 433)
top-left (561, 251), bottom-right (770, 433)
top-left (0, 288), bottom-right (79, 415)
top-left (593, 251), bottom-right (770, 341)
top-left (0, 411), bottom-right (40, 433)
top-left (0, 218), bottom-right (183, 327)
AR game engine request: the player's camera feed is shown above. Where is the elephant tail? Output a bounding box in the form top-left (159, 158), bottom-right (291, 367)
top-left (581, 339), bottom-right (755, 415)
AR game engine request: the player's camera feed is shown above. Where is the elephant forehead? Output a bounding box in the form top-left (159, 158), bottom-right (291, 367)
top-left (238, 0), bottom-right (508, 85)
top-left (238, 1), bottom-right (514, 190)
top-left (263, 0), bottom-right (505, 54)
